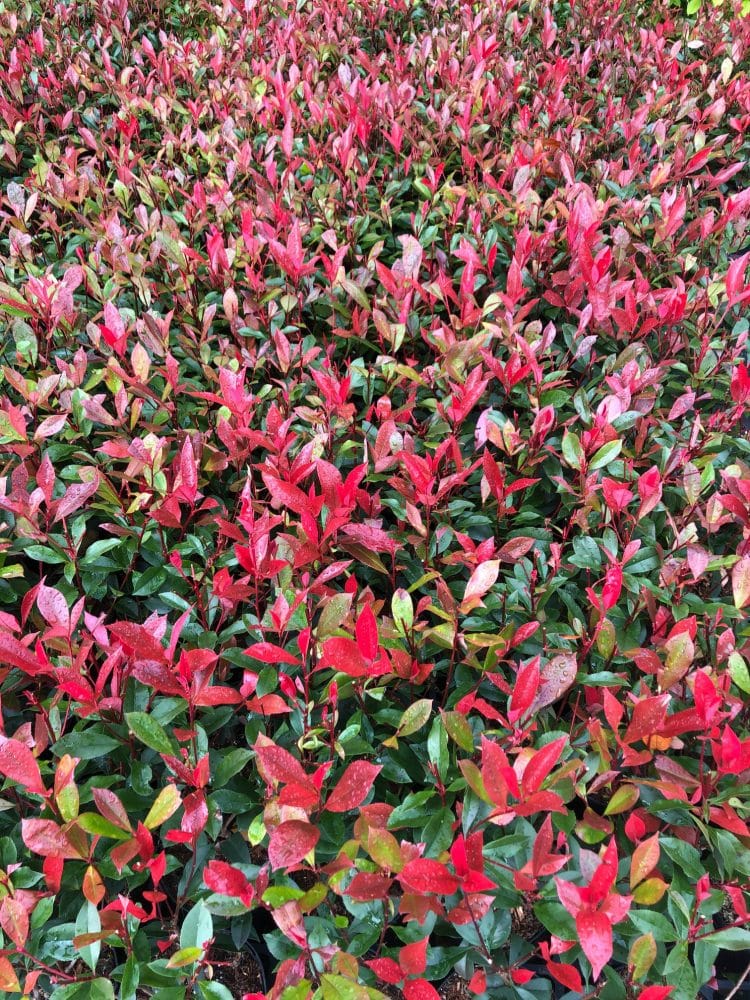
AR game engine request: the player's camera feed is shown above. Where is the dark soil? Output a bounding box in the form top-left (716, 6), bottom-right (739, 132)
top-left (439, 974), bottom-right (473, 1000)
top-left (211, 949), bottom-right (266, 996)
top-left (374, 974), bottom-right (473, 999)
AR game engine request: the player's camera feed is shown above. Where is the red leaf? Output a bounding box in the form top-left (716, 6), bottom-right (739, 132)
top-left (320, 636), bottom-right (371, 677)
top-left (399, 859), bottom-right (459, 895)
top-left (0, 632), bottom-right (44, 675)
top-left (623, 695), bottom-right (669, 745)
top-left (194, 685), bottom-right (244, 706)
top-left (244, 642), bottom-right (300, 666)
top-left (400, 938), bottom-right (428, 976)
top-left (262, 472), bottom-right (317, 516)
top-left (325, 761), bottom-right (381, 813)
top-left (204, 860), bottom-right (254, 906)
top-left (522, 736), bottom-right (566, 795)
top-left (601, 564), bottom-right (622, 610)
top-left (546, 961), bottom-right (583, 993)
top-left (355, 604), bottom-right (379, 661)
top-left (109, 622), bottom-right (166, 663)
top-left (0, 738), bottom-right (45, 795)
top-left (509, 658), bottom-right (540, 720)
top-left (639, 988), bottom-right (673, 1000)
top-left (637, 467), bottom-right (662, 520)
top-left (268, 821), bottom-right (319, 870)
top-left (180, 791), bottom-right (208, 842)
top-left (365, 958), bottom-right (403, 985)
top-left (403, 979), bottom-right (440, 1000)
top-left (576, 909), bottom-right (612, 980)
top-left (346, 873), bottom-right (394, 901)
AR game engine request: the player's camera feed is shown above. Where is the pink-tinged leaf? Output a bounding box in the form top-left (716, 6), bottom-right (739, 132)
top-left (629, 834), bottom-right (659, 889)
top-left (320, 636), bottom-right (370, 677)
top-left (0, 738), bottom-right (45, 795)
top-left (577, 909), bottom-right (612, 980)
top-left (52, 475), bottom-right (99, 523)
top-left (204, 860), bottom-right (254, 906)
top-left (339, 523), bottom-right (396, 554)
top-left (268, 820), bottom-right (320, 870)
top-left (497, 537), bottom-right (535, 562)
top-left (0, 898), bottom-right (29, 948)
top-left (403, 979), bottom-right (440, 1000)
top-left (460, 560), bottom-right (500, 611)
top-left (253, 740), bottom-right (314, 789)
top-left (399, 859), bottom-right (459, 895)
top-left (398, 235), bottom-right (423, 281)
top-left (732, 555), bottom-right (750, 610)
top-left (92, 788), bottom-right (132, 831)
top-left (194, 685), bottom-right (244, 706)
top-left (177, 436), bottom-right (198, 503)
top-left (21, 819), bottom-right (86, 859)
top-left (0, 632), bottom-right (44, 675)
top-left (530, 654), bottom-right (577, 712)
top-left (34, 413), bottom-right (68, 440)
top-left (244, 642), bottom-right (300, 666)
top-left (400, 938), bottom-right (428, 976)
top-left (355, 604), bottom-right (379, 661)
top-left (325, 760), bottom-right (381, 812)
top-left (37, 584), bottom-right (70, 631)
top-left (637, 467), bottom-right (662, 520)
top-left (601, 564), bottom-right (622, 610)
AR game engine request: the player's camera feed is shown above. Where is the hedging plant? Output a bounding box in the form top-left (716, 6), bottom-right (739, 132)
top-left (0, 0), bottom-right (749, 997)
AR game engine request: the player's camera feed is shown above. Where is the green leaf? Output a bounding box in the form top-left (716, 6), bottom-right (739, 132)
top-left (589, 439), bottom-right (622, 470)
top-left (125, 712), bottom-right (176, 755)
top-left (562, 430), bottom-right (584, 470)
top-left (144, 785), bottom-right (182, 829)
top-left (76, 813), bottom-right (131, 840)
top-left (729, 652), bottom-right (750, 694)
top-left (180, 901), bottom-right (213, 954)
top-left (391, 588), bottom-right (414, 633)
top-left (441, 710), bottom-right (474, 752)
top-left (75, 901), bottom-right (101, 972)
top-left (427, 717), bottom-right (448, 776)
top-left (535, 901), bottom-right (577, 940)
top-left (388, 790), bottom-right (436, 829)
top-left (395, 699), bottom-right (432, 738)
top-left (213, 748), bottom-right (253, 788)
top-left (53, 731), bottom-right (122, 760)
top-left (166, 947), bottom-right (203, 968)
top-left (703, 927), bottom-right (750, 950)
top-left (198, 983), bottom-right (235, 1000)
top-left (120, 955), bottom-right (139, 1000)
top-left (628, 910), bottom-right (678, 942)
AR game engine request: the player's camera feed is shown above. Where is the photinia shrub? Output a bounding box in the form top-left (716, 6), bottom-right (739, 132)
top-left (0, 0), bottom-right (749, 997)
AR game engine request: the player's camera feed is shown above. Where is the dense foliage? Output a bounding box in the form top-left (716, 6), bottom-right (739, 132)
top-left (0, 0), bottom-right (750, 997)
